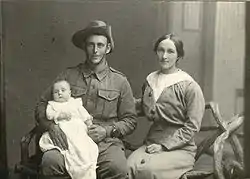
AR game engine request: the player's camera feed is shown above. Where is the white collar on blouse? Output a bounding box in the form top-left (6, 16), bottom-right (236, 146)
top-left (146, 69), bottom-right (194, 101)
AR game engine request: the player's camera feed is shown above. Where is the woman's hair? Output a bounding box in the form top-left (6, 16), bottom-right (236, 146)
top-left (153, 33), bottom-right (185, 58)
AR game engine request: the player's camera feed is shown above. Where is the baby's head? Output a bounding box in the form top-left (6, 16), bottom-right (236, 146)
top-left (52, 80), bottom-right (71, 103)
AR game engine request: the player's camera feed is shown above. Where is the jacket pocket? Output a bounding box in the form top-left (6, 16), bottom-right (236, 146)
top-left (97, 89), bottom-right (120, 119)
top-left (98, 89), bottom-right (120, 101)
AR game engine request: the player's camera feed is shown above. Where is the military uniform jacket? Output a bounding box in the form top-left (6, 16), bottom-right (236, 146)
top-left (36, 62), bottom-right (137, 153)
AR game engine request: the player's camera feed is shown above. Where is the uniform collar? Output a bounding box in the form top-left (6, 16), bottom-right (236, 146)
top-left (81, 61), bottom-right (109, 81)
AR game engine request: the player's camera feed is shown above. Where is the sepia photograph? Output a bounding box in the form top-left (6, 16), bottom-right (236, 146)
top-left (0, 1), bottom-right (249, 179)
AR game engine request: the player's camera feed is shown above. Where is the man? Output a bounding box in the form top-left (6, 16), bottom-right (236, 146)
top-left (35, 20), bottom-right (137, 179)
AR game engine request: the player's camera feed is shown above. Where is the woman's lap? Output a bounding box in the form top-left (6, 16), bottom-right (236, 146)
top-left (127, 145), bottom-right (195, 179)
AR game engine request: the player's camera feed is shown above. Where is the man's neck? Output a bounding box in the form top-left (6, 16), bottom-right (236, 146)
top-left (86, 59), bottom-right (108, 74)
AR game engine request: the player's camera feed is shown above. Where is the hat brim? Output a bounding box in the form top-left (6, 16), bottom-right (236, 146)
top-left (72, 27), bottom-right (114, 53)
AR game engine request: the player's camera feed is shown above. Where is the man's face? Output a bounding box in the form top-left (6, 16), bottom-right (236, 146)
top-left (53, 81), bottom-right (71, 103)
top-left (85, 35), bottom-right (111, 65)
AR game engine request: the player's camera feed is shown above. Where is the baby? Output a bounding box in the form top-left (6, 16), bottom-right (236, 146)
top-left (39, 80), bottom-right (98, 179)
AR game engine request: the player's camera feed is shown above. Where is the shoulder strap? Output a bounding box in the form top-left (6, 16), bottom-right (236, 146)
top-left (109, 67), bottom-right (126, 77)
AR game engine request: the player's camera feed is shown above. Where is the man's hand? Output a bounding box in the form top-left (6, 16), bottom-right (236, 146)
top-left (48, 124), bottom-right (68, 150)
top-left (145, 144), bottom-right (164, 154)
top-left (87, 124), bottom-right (106, 143)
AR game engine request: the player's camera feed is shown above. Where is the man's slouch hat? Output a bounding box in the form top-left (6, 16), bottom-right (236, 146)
top-left (72, 20), bottom-right (114, 53)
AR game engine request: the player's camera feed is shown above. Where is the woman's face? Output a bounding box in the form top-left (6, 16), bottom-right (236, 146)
top-left (156, 38), bottom-right (178, 73)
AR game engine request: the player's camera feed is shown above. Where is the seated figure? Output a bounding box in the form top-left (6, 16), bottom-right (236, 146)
top-left (127, 33), bottom-right (205, 179)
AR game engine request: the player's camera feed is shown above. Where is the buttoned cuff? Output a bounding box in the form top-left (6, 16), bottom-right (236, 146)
top-left (161, 142), bottom-right (173, 151)
top-left (161, 144), bottom-right (169, 151)
top-left (160, 138), bottom-right (183, 151)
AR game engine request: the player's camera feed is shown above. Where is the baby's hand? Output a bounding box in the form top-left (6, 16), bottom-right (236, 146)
top-left (85, 116), bottom-right (93, 128)
top-left (58, 111), bottom-right (71, 121)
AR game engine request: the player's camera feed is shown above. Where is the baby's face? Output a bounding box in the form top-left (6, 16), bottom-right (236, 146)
top-left (53, 81), bottom-right (71, 103)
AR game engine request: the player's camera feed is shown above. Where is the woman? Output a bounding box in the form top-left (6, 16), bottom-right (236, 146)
top-left (127, 34), bottom-right (205, 179)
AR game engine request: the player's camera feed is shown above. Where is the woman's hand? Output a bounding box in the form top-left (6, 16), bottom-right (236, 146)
top-left (145, 144), bottom-right (164, 154)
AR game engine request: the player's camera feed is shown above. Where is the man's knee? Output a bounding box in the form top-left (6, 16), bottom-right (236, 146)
top-left (97, 145), bottom-right (129, 178)
top-left (40, 149), bottom-right (66, 175)
top-left (97, 158), bottom-right (128, 179)
top-left (108, 157), bottom-right (128, 175)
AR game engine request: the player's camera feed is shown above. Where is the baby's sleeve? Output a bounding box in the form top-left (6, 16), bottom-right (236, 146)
top-left (46, 102), bottom-right (60, 123)
top-left (75, 98), bottom-right (91, 122)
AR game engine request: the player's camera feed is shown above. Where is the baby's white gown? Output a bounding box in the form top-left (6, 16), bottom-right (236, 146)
top-left (39, 97), bottom-right (99, 179)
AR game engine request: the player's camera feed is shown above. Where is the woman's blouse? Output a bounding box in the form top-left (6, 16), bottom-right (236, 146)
top-left (142, 70), bottom-right (205, 152)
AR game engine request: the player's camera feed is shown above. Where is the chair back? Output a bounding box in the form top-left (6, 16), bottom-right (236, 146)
top-left (194, 102), bottom-right (226, 161)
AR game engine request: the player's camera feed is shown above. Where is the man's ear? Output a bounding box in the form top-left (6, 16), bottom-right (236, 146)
top-left (105, 43), bottom-right (111, 54)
